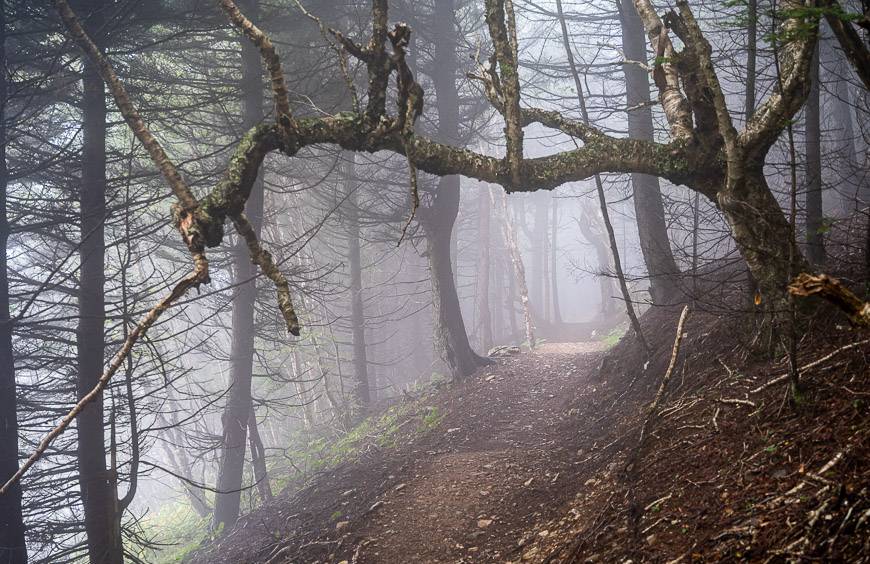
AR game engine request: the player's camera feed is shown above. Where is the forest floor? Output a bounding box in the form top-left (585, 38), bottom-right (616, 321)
top-left (190, 307), bottom-right (870, 564)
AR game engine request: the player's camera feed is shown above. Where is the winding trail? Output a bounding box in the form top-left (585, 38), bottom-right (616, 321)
top-left (353, 342), bottom-right (603, 563)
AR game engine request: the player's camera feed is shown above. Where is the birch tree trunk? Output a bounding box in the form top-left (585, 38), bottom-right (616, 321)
top-left (495, 188), bottom-right (535, 348)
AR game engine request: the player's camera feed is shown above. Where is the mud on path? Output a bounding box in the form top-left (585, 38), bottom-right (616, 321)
top-left (352, 342), bottom-right (604, 563)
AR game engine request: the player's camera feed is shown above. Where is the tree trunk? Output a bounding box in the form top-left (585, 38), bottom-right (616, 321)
top-left (825, 33), bottom-right (862, 212)
top-left (0, 2), bottom-right (26, 557)
top-left (495, 188), bottom-right (535, 347)
top-left (75, 0), bottom-right (123, 560)
top-left (214, 0), bottom-right (264, 529)
top-left (343, 154), bottom-right (370, 413)
top-left (719, 171), bottom-right (810, 302)
top-left (618, 0), bottom-right (681, 303)
top-left (805, 42), bottom-right (826, 265)
top-left (422, 0), bottom-right (488, 379)
top-left (577, 204), bottom-right (619, 316)
top-left (247, 408), bottom-right (272, 503)
top-left (477, 186), bottom-right (493, 351)
top-left (530, 194), bottom-right (548, 320)
top-left (550, 196), bottom-right (563, 325)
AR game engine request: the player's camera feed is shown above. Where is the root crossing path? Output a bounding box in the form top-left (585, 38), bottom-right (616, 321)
top-left (351, 342), bottom-right (603, 563)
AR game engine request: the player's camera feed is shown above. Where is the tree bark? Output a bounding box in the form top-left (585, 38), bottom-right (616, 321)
top-left (0, 1), bottom-right (26, 557)
top-left (214, 0), bottom-right (265, 530)
top-left (74, 0), bottom-right (123, 561)
top-left (805, 42), bottom-right (826, 265)
top-left (618, 0), bottom-right (681, 304)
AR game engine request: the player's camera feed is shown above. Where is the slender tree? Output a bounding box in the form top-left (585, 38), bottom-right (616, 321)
top-left (0, 1), bottom-right (27, 559)
top-left (805, 42), bottom-right (826, 265)
top-left (74, 0), bottom-right (124, 560)
top-left (214, 0), bottom-right (268, 529)
top-left (617, 0), bottom-right (681, 304)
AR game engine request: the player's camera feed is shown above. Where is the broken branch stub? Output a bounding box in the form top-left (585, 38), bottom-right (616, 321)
top-left (789, 273), bottom-right (870, 327)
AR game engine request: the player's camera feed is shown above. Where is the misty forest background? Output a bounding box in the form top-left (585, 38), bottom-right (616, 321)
top-left (0, 0), bottom-right (868, 562)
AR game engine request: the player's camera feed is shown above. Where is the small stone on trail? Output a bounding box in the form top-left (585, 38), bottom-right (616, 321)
top-left (584, 478), bottom-right (599, 487)
top-left (538, 530), bottom-right (549, 537)
top-left (395, 483), bottom-right (406, 492)
top-left (485, 374), bottom-right (497, 382)
top-left (447, 427), bottom-right (461, 434)
top-left (477, 519), bottom-right (493, 528)
top-left (367, 501), bottom-right (384, 513)
top-left (335, 521), bottom-right (349, 531)
top-left (524, 477), bottom-right (534, 487)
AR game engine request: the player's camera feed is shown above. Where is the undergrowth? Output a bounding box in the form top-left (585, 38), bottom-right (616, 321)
top-left (143, 389), bottom-right (442, 563)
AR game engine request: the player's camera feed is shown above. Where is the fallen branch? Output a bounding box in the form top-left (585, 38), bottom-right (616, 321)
top-left (718, 398), bottom-right (757, 408)
top-left (751, 338), bottom-right (870, 393)
top-left (631, 305), bottom-right (690, 462)
top-left (789, 273), bottom-right (870, 327)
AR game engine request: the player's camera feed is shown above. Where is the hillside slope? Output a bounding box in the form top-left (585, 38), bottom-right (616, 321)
top-left (190, 307), bottom-right (870, 563)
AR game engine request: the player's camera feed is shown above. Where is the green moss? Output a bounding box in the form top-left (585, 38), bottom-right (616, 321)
top-left (599, 325), bottom-right (627, 349)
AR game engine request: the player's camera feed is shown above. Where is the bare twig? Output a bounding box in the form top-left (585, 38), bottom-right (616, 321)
top-left (750, 338), bottom-right (870, 393)
top-left (635, 305), bottom-right (690, 452)
top-left (0, 256), bottom-right (209, 495)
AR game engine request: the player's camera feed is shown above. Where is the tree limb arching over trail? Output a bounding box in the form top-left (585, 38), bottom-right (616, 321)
top-left (0, 0), bottom-right (846, 495)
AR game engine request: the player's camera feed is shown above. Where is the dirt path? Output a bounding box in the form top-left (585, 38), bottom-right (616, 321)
top-left (352, 342), bottom-right (604, 563)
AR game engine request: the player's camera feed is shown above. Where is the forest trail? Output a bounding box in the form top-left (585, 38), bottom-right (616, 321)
top-left (190, 307), bottom-right (870, 564)
top-left (351, 342), bottom-right (604, 563)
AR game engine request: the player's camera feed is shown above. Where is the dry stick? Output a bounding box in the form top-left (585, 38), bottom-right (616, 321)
top-left (554, 0), bottom-right (649, 355)
top-left (623, 305), bottom-right (688, 546)
top-left (750, 338), bottom-right (870, 393)
top-left (291, 0), bottom-right (359, 111)
top-left (0, 256), bottom-right (209, 495)
top-left (635, 305), bottom-right (690, 452)
top-left (219, 0), bottom-right (293, 121)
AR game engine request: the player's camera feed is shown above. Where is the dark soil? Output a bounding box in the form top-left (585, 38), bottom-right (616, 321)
top-left (190, 306), bottom-right (870, 564)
